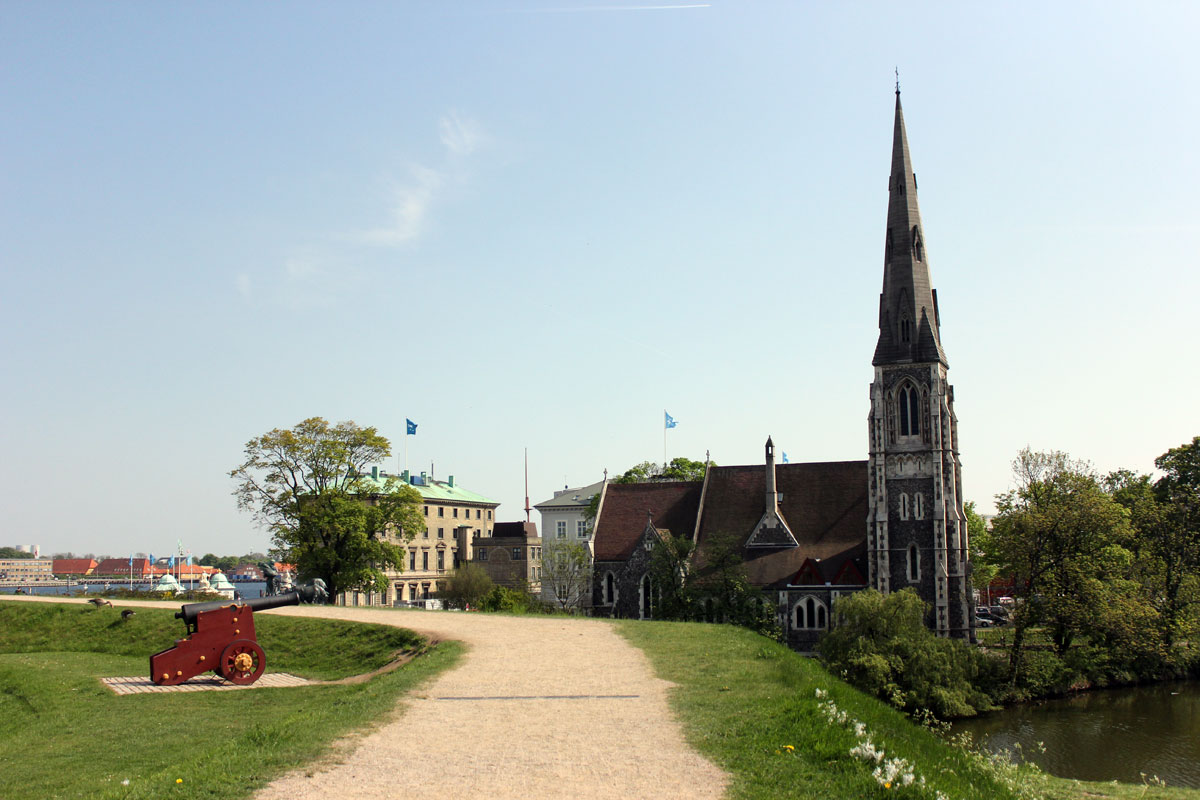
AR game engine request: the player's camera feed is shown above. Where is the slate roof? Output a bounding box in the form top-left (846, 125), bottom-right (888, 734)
top-left (693, 461), bottom-right (869, 589)
top-left (486, 521), bottom-right (540, 541)
top-left (592, 481), bottom-right (703, 562)
top-left (534, 479), bottom-right (607, 510)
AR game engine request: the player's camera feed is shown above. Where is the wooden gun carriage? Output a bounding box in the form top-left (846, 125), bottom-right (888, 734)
top-left (150, 592), bottom-right (301, 686)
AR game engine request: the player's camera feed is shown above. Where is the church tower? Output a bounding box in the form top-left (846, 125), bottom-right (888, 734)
top-left (867, 89), bottom-right (973, 638)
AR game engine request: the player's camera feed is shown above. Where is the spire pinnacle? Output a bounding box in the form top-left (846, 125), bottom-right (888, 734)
top-left (895, 66), bottom-right (900, 95)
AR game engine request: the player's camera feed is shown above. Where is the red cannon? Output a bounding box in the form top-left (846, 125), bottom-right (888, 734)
top-left (150, 593), bottom-right (301, 686)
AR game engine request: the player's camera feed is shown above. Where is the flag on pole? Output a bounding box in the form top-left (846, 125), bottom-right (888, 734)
top-left (664, 411), bottom-right (677, 429)
top-left (406, 418), bottom-right (418, 435)
top-left (782, 451), bottom-right (789, 464)
top-left (128, 554), bottom-right (134, 567)
top-left (169, 554), bottom-right (176, 568)
top-left (149, 553), bottom-right (154, 568)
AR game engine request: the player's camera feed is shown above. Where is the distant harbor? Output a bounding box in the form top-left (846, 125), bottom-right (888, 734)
top-left (1, 580), bottom-right (271, 599)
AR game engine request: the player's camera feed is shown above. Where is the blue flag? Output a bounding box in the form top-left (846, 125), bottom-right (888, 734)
top-left (128, 554), bottom-right (134, 567)
top-left (149, 554), bottom-right (154, 568)
top-left (665, 411), bottom-right (677, 429)
top-left (169, 554), bottom-right (175, 568)
top-left (406, 418), bottom-right (418, 435)
top-left (782, 451), bottom-right (789, 464)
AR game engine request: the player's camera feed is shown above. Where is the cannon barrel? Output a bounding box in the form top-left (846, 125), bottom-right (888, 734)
top-left (176, 591), bottom-right (301, 626)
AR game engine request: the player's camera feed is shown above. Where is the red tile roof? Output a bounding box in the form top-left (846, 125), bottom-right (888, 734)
top-left (52, 558), bottom-right (97, 576)
top-left (592, 481), bottom-right (703, 561)
top-left (693, 461), bottom-right (868, 589)
top-left (93, 558), bottom-right (151, 576)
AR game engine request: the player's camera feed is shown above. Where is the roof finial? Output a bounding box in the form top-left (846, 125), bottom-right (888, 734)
top-left (895, 67), bottom-right (900, 95)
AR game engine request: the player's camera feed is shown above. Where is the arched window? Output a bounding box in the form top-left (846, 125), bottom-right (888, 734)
top-left (913, 493), bottom-right (925, 520)
top-left (907, 543), bottom-right (921, 582)
top-left (793, 597), bottom-right (829, 630)
top-left (898, 385), bottom-right (920, 438)
top-left (899, 492), bottom-right (910, 521)
top-left (640, 574), bottom-right (653, 620)
top-left (900, 316), bottom-right (912, 343)
top-left (603, 572), bottom-right (616, 605)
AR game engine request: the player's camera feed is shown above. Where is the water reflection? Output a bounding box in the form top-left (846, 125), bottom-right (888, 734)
top-left (950, 682), bottom-right (1200, 788)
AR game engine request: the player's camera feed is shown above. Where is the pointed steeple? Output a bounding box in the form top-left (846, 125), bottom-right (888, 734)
top-left (873, 90), bottom-right (947, 367)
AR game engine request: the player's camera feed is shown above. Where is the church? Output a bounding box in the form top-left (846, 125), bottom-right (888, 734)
top-left (588, 91), bottom-right (975, 650)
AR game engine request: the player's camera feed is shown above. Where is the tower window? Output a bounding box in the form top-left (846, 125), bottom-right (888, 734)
top-left (898, 385), bottom-right (921, 437)
top-left (912, 226), bottom-right (923, 261)
top-left (793, 597), bottom-right (829, 630)
top-left (899, 492), bottom-right (910, 521)
top-left (900, 317), bottom-right (912, 343)
top-left (907, 543), bottom-right (921, 582)
top-left (914, 493), bottom-right (925, 520)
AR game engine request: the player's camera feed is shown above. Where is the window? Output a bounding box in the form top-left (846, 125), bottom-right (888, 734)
top-left (907, 543), bottom-right (921, 582)
top-left (512, 548), bottom-right (521, 560)
top-left (556, 520), bottom-right (567, 539)
top-left (793, 597), bottom-right (829, 630)
top-left (900, 316), bottom-right (912, 343)
top-left (438, 507), bottom-right (444, 517)
top-left (438, 527), bottom-right (444, 539)
top-left (899, 493), bottom-right (910, 521)
top-left (487, 510), bottom-right (492, 520)
top-left (422, 552), bottom-right (429, 571)
top-left (478, 548), bottom-right (488, 561)
top-left (603, 572), bottom-right (616, 605)
top-left (913, 493), bottom-right (925, 520)
top-left (423, 505), bottom-right (429, 516)
top-left (898, 384), bottom-right (920, 437)
top-left (437, 551), bottom-right (444, 570)
top-left (409, 583), bottom-right (418, 600)
top-left (576, 520), bottom-right (588, 538)
top-left (409, 550), bottom-right (416, 571)
top-left (423, 527), bottom-right (429, 539)
top-left (453, 508), bottom-right (458, 518)
top-left (476, 509), bottom-right (481, 519)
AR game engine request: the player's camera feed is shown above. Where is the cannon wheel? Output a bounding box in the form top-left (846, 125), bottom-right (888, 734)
top-left (219, 639), bottom-right (266, 685)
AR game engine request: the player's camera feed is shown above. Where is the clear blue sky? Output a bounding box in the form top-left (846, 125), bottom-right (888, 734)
top-left (3, 2), bottom-right (1197, 558)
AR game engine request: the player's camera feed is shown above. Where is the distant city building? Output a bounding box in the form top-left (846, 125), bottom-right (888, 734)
top-left (0, 558), bottom-right (54, 583)
top-left (53, 558), bottom-right (98, 577)
top-left (473, 522), bottom-right (542, 594)
top-left (92, 558), bottom-right (151, 579)
top-left (338, 468), bottom-right (500, 608)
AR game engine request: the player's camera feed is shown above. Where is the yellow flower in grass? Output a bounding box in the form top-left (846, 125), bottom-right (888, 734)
top-left (176, 778), bottom-right (183, 784)
top-left (782, 745), bottom-right (794, 752)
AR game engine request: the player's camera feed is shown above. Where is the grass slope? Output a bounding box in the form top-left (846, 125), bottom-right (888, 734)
top-left (0, 600), bottom-right (461, 800)
top-left (618, 619), bottom-right (1197, 800)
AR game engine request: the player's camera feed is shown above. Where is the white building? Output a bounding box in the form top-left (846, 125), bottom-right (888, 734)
top-left (535, 479), bottom-right (605, 608)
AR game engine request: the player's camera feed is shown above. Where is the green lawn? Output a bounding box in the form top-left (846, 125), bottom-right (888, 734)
top-left (617, 619), bottom-right (1198, 800)
top-left (0, 600), bottom-right (460, 800)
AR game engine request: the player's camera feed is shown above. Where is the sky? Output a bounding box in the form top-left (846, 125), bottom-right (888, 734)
top-left (2, 2), bottom-right (1197, 558)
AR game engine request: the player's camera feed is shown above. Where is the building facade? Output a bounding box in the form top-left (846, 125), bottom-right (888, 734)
top-left (339, 468), bottom-right (500, 607)
top-left (473, 521), bottom-right (542, 594)
top-left (589, 92), bottom-right (974, 649)
top-left (534, 479), bottom-right (605, 608)
top-left (0, 558), bottom-right (54, 583)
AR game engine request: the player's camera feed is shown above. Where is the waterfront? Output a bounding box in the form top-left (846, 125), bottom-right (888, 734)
top-left (950, 681), bottom-right (1200, 788)
top-left (0, 581), bottom-right (270, 599)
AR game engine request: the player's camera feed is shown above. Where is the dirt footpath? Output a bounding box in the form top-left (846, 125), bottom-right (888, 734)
top-left (257, 605), bottom-right (729, 800)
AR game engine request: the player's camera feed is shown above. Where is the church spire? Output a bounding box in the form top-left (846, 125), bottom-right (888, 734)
top-left (873, 90), bottom-right (947, 367)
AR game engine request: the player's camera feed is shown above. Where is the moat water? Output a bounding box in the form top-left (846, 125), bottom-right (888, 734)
top-left (949, 681), bottom-right (1200, 789)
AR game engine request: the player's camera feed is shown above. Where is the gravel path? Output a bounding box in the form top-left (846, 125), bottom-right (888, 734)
top-left (258, 605), bottom-right (729, 800)
top-left (5, 596), bottom-right (729, 799)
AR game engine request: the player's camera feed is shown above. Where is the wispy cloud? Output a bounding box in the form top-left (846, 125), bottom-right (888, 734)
top-left (354, 112), bottom-right (485, 248)
top-left (357, 165), bottom-right (443, 247)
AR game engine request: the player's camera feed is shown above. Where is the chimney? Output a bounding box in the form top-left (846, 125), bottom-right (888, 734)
top-left (402, 469), bottom-right (410, 483)
top-left (765, 437), bottom-right (781, 507)
top-left (448, 475), bottom-right (455, 488)
top-left (371, 466), bottom-right (379, 480)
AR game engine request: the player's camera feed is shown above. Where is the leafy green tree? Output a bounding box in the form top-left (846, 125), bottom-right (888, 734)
top-left (964, 501), bottom-right (997, 595)
top-left (688, 532), bottom-right (779, 640)
top-left (646, 532), bottom-right (695, 620)
top-left (230, 417), bottom-right (425, 600)
top-left (440, 563), bottom-right (494, 609)
top-left (540, 539), bottom-right (592, 611)
top-left (616, 456), bottom-right (709, 484)
top-left (0, 547), bottom-right (35, 559)
top-left (819, 589), bottom-right (994, 718)
top-left (989, 449), bottom-right (1129, 682)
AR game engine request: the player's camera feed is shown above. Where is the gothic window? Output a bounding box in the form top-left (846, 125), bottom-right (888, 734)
top-left (898, 384), bottom-right (920, 438)
top-left (907, 544), bottom-right (920, 582)
top-left (602, 572), bottom-right (616, 605)
top-left (899, 493), bottom-right (910, 521)
top-left (912, 226), bottom-right (923, 260)
top-left (640, 574), bottom-right (653, 620)
top-left (793, 597), bottom-right (829, 630)
top-left (900, 316), bottom-right (912, 343)
top-left (914, 493), bottom-right (925, 520)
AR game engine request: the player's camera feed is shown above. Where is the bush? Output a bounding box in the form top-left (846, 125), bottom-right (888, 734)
top-left (819, 589), bottom-right (997, 718)
top-left (480, 585), bottom-right (536, 613)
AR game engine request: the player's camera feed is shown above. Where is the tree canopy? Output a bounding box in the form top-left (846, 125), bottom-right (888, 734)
top-left (616, 456), bottom-right (709, 484)
top-left (540, 539), bottom-right (592, 611)
top-left (230, 417), bottom-right (424, 600)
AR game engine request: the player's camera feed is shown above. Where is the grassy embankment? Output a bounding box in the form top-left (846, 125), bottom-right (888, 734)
top-left (618, 619), bottom-right (1198, 800)
top-left (0, 600), bottom-right (461, 800)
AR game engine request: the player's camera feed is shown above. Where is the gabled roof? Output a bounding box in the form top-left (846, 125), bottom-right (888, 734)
top-left (53, 558), bottom-right (97, 575)
top-left (592, 481), bottom-right (703, 562)
top-left (534, 479), bottom-right (606, 510)
top-left (93, 558), bottom-right (150, 575)
top-left (693, 461), bottom-right (868, 589)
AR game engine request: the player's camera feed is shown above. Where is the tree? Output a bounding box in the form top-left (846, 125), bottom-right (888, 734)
top-left (0, 547), bottom-right (35, 559)
top-left (989, 449), bottom-right (1129, 683)
top-left (616, 456), bottom-right (709, 484)
top-left (964, 501), bottom-right (997, 595)
top-left (646, 532), bottom-right (695, 620)
top-left (230, 417), bottom-right (425, 600)
top-left (540, 539), bottom-right (592, 611)
top-left (440, 563), bottom-right (494, 609)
